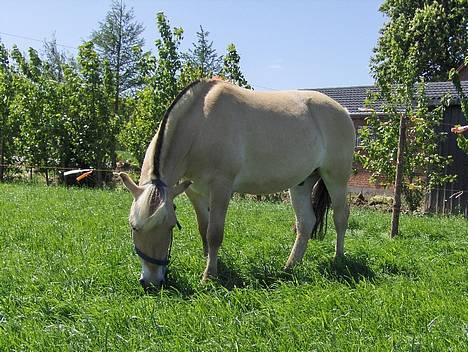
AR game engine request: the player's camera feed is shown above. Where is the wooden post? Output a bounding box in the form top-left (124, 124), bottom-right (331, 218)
top-left (0, 132), bottom-right (4, 182)
top-left (391, 113), bottom-right (406, 238)
top-left (45, 168), bottom-right (49, 186)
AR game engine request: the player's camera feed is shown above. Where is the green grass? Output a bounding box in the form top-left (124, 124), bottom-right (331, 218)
top-left (0, 183), bottom-right (467, 351)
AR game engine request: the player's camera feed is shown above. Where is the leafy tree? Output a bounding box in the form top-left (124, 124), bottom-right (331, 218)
top-left (91, 0), bottom-right (144, 115)
top-left (358, 0), bottom-right (465, 233)
top-left (42, 35), bottom-right (68, 81)
top-left (8, 47), bottom-right (60, 183)
top-left (371, 0), bottom-right (467, 83)
top-left (120, 12), bottom-right (184, 164)
top-left (183, 25), bottom-right (222, 78)
top-left (74, 41), bottom-right (115, 184)
top-left (449, 56), bottom-right (468, 153)
top-left (45, 41), bottom-right (116, 185)
top-left (221, 43), bottom-right (251, 89)
top-left (0, 40), bottom-right (16, 181)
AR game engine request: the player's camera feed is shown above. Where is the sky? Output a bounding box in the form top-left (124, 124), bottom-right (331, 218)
top-left (0, 0), bottom-right (387, 91)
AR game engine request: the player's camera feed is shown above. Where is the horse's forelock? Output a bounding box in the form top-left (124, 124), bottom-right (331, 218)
top-left (148, 184), bottom-right (166, 215)
top-left (130, 184), bottom-right (166, 226)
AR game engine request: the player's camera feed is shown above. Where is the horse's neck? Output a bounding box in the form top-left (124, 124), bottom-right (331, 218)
top-left (141, 80), bottom-right (214, 186)
top-left (157, 131), bottom-right (190, 187)
top-left (155, 102), bottom-right (202, 186)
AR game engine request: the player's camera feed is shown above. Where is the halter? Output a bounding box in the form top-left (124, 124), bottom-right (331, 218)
top-left (133, 179), bottom-right (182, 268)
top-left (134, 233), bottom-right (173, 267)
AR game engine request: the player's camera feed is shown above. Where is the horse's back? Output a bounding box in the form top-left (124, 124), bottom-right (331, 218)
top-left (188, 81), bottom-right (355, 193)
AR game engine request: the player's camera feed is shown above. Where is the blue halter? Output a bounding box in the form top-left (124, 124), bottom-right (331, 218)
top-left (134, 243), bottom-right (171, 266)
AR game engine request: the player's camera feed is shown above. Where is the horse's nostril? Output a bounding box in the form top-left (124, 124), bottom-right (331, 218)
top-left (139, 278), bottom-right (165, 292)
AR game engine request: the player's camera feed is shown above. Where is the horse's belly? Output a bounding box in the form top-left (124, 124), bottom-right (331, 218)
top-left (233, 152), bottom-right (319, 194)
top-left (231, 128), bottom-right (322, 194)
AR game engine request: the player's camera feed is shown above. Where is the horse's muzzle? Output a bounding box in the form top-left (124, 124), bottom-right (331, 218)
top-left (139, 278), bottom-right (164, 292)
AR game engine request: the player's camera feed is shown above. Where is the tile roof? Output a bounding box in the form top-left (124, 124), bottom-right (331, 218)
top-left (303, 81), bottom-right (468, 114)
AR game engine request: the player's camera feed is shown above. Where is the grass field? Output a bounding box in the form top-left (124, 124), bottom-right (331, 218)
top-left (0, 183), bottom-right (467, 351)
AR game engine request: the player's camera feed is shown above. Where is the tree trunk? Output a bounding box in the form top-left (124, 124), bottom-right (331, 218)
top-left (0, 135), bottom-right (4, 182)
top-left (391, 113), bottom-right (407, 238)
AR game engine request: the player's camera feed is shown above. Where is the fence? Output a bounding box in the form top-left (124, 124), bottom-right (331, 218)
top-left (425, 186), bottom-right (467, 217)
top-left (1, 162), bottom-right (467, 217)
top-left (0, 163), bottom-right (122, 187)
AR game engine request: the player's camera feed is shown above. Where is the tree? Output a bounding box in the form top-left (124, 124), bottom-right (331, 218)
top-left (449, 56), bottom-right (468, 153)
top-left (183, 25), bottom-right (222, 79)
top-left (42, 35), bottom-right (68, 81)
top-left (91, 0), bottom-right (144, 115)
top-left (74, 41), bottom-right (115, 184)
top-left (9, 47), bottom-right (72, 184)
top-left (358, 0), bottom-right (465, 235)
top-left (221, 43), bottom-right (251, 89)
top-left (371, 0), bottom-right (467, 83)
top-left (119, 12), bottom-right (184, 164)
top-left (0, 40), bottom-right (16, 181)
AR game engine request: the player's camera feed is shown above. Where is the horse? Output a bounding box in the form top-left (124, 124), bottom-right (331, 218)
top-left (119, 78), bottom-right (355, 289)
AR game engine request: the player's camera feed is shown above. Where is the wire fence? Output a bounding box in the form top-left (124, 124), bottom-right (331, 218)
top-left (425, 184), bottom-right (467, 217)
top-left (0, 163), bottom-right (127, 187)
top-left (1, 162), bottom-right (466, 217)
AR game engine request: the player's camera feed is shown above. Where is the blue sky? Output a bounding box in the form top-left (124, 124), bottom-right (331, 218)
top-left (0, 0), bottom-right (386, 90)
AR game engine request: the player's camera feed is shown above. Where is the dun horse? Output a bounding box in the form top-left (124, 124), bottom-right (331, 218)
top-left (119, 79), bottom-right (355, 289)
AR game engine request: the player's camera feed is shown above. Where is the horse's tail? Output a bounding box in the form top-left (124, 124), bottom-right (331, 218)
top-left (311, 178), bottom-right (331, 240)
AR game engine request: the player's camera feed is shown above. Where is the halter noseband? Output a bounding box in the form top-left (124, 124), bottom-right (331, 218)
top-left (134, 242), bottom-right (171, 266)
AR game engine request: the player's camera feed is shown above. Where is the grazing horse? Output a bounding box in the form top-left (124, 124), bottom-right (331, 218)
top-left (119, 79), bottom-right (355, 288)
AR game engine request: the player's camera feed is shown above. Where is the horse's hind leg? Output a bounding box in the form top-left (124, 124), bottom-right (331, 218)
top-left (320, 172), bottom-right (350, 258)
top-left (285, 173), bottom-right (321, 270)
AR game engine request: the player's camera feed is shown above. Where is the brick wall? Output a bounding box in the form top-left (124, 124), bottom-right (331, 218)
top-left (348, 114), bottom-right (393, 195)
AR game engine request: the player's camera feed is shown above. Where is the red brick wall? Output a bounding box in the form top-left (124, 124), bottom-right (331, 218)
top-left (458, 64), bottom-right (468, 81)
top-left (348, 115), bottom-right (392, 194)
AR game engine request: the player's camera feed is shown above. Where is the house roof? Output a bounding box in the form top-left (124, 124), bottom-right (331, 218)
top-left (304, 81), bottom-right (468, 114)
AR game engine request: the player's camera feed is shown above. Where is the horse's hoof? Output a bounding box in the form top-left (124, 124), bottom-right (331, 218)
top-left (201, 271), bottom-right (217, 283)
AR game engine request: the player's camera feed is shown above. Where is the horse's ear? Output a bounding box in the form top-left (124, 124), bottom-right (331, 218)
top-left (172, 180), bottom-right (192, 198)
top-left (119, 172), bottom-right (144, 199)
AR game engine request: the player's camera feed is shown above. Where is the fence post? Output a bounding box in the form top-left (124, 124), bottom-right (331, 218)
top-left (391, 113), bottom-right (406, 238)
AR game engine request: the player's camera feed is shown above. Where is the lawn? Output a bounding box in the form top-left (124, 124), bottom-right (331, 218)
top-left (0, 183), bottom-right (467, 351)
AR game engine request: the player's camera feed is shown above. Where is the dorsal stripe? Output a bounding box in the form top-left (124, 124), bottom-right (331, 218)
top-left (152, 79), bottom-right (203, 180)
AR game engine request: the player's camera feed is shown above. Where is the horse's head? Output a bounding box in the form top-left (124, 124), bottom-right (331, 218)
top-left (119, 172), bottom-right (191, 290)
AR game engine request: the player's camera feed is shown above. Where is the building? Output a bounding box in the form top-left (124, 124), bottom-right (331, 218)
top-left (305, 81), bottom-right (468, 215)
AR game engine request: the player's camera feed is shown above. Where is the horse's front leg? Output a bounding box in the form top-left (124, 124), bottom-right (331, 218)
top-left (186, 188), bottom-right (209, 257)
top-left (203, 180), bottom-right (232, 281)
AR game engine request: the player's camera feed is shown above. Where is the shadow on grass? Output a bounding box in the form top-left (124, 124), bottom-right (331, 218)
top-left (216, 259), bottom-right (249, 290)
top-left (143, 254), bottom-right (377, 296)
top-left (219, 259), bottom-right (305, 290)
top-left (164, 270), bottom-right (197, 297)
top-left (138, 269), bottom-right (197, 298)
top-left (317, 254), bottom-right (376, 286)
